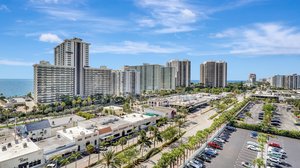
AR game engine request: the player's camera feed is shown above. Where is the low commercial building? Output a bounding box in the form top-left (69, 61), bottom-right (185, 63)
top-left (57, 126), bottom-right (98, 152)
top-left (103, 106), bottom-right (124, 116)
top-left (36, 135), bottom-right (76, 160)
top-left (144, 106), bottom-right (177, 119)
top-left (0, 138), bottom-right (44, 168)
top-left (24, 120), bottom-right (51, 141)
top-left (122, 113), bottom-right (157, 130)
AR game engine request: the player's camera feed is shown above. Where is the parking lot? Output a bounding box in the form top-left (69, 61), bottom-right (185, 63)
top-left (184, 128), bottom-right (300, 168)
top-left (241, 102), bottom-right (300, 131)
top-left (267, 135), bottom-right (300, 168)
top-left (205, 128), bottom-right (258, 168)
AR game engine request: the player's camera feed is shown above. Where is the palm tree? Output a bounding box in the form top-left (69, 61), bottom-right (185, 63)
top-left (138, 130), bottom-right (152, 157)
top-left (152, 127), bottom-right (163, 148)
top-left (61, 102), bottom-right (66, 111)
top-left (86, 144), bottom-right (95, 166)
top-left (60, 157), bottom-right (70, 168)
top-left (51, 155), bottom-right (63, 167)
top-left (101, 150), bottom-right (121, 168)
top-left (118, 137), bottom-right (127, 150)
top-left (70, 152), bottom-right (81, 168)
top-left (98, 141), bottom-right (108, 161)
top-left (253, 157), bottom-right (265, 168)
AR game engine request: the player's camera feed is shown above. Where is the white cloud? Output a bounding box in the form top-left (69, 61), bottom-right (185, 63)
top-left (0, 59), bottom-right (33, 66)
top-left (135, 0), bottom-right (260, 34)
top-left (0, 4), bottom-right (9, 11)
top-left (91, 41), bottom-right (189, 54)
top-left (136, 0), bottom-right (198, 33)
top-left (211, 23), bottom-right (300, 56)
top-left (39, 33), bottom-right (62, 43)
top-left (29, 0), bottom-right (80, 5)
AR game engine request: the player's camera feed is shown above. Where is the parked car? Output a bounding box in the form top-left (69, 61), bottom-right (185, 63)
top-left (268, 147), bottom-right (285, 154)
top-left (268, 152), bottom-right (284, 159)
top-left (247, 141), bottom-right (259, 147)
top-left (214, 137), bottom-right (225, 143)
top-left (250, 131), bottom-right (258, 138)
top-left (225, 126), bottom-right (236, 131)
top-left (208, 142), bottom-right (222, 149)
top-left (241, 161), bottom-right (254, 168)
top-left (267, 156), bottom-right (281, 164)
top-left (196, 154), bottom-right (211, 163)
top-left (271, 122), bottom-right (281, 126)
top-left (247, 145), bottom-right (261, 151)
top-left (269, 142), bottom-right (281, 148)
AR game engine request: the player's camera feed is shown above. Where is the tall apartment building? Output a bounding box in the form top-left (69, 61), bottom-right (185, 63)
top-left (249, 73), bottom-right (256, 84)
top-left (33, 61), bottom-right (75, 103)
top-left (126, 64), bottom-right (175, 92)
top-left (54, 38), bottom-right (90, 95)
top-left (122, 70), bottom-right (141, 96)
top-left (200, 61), bottom-right (227, 88)
top-left (167, 59), bottom-right (191, 87)
top-left (83, 66), bottom-right (112, 96)
top-left (34, 38), bottom-right (113, 103)
top-left (271, 74), bottom-right (300, 89)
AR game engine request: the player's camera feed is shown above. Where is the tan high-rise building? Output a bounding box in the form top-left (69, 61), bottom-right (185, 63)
top-left (200, 61), bottom-right (227, 87)
top-left (167, 59), bottom-right (191, 87)
top-left (54, 38), bottom-right (90, 95)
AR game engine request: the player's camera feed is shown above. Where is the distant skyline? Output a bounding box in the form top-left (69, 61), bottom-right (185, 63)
top-left (0, 0), bottom-right (300, 80)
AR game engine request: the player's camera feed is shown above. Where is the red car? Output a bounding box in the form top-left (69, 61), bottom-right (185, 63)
top-left (208, 142), bottom-right (222, 149)
top-left (268, 142), bottom-right (281, 148)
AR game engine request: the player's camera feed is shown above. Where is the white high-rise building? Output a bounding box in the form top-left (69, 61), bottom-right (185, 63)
top-left (167, 59), bottom-right (191, 87)
top-left (83, 66), bottom-right (112, 96)
top-left (54, 38), bottom-right (90, 95)
top-left (126, 64), bottom-right (175, 92)
top-left (111, 69), bottom-right (141, 96)
top-left (200, 61), bottom-right (227, 88)
top-left (33, 61), bottom-right (75, 103)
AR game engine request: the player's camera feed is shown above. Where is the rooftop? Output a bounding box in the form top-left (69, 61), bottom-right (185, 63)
top-left (145, 106), bottom-right (176, 113)
top-left (122, 113), bottom-right (153, 123)
top-left (25, 120), bottom-right (51, 131)
top-left (48, 115), bottom-right (85, 128)
top-left (89, 116), bottom-right (131, 130)
top-left (103, 106), bottom-right (123, 110)
top-left (57, 126), bottom-right (96, 140)
top-left (0, 138), bottom-right (41, 162)
top-left (35, 135), bottom-right (74, 154)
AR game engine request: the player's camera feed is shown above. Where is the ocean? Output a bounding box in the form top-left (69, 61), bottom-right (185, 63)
top-left (0, 79), bottom-right (33, 97)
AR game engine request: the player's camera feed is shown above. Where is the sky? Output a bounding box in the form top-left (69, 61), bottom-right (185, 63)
top-left (0, 0), bottom-right (300, 80)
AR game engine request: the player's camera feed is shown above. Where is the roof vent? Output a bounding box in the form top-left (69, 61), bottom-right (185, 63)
top-left (70, 130), bottom-right (73, 134)
top-left (23, 143), bottom-right (28, 148)
top-left (2, 146), bottom-right (7, 151)
top-left (7, 143), bottom-right (12, 148)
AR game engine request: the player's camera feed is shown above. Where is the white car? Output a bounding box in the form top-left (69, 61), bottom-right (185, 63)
top-left (247, 145), bottom-right (261, 151)
top-left (267, 156), bottom-right (281, 164)
top-left (189, 161), bottom-right (202, 168)
top-left (214, 138), bottom-right (225, 143)
top-left (241, 161), bottom-right (254, 168)
top-left (247, 141), bottom-right (259, 147)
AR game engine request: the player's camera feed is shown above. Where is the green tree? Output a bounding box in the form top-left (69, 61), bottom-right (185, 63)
top-left (86, 144), bottom-right (95, 166)
top-left (59, 157), bottom-right (70, 168)
top-left (153, 127), bottom-right (163, 148)
top-left (253, 157), bottom-right (265, 168)
top-left (61, 102), bottom-right (66, 111)
top-left (70, 152), bottom-right (81, 168)
top-left (118, 137), bottom-right (127, 150)
top-left (138, 130), bottom-right (152, 156)
top-left (101, 150), bottom-right (121, 168)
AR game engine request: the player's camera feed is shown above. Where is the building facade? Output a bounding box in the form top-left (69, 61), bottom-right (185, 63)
top-left (54, 38), bottom-right (90, 95)
top-left (200, 61), bottom-right (227, 88)
top-left (167, 59), bottom-right (191, 87)
top-left (33, 61), bottom-right (75, 103)
top-left (126, 64), bottom-right (175, 92)
top-left (83, 66), bottom-right (112, 96)
top-left (271, 74), bottom-right (300, 89)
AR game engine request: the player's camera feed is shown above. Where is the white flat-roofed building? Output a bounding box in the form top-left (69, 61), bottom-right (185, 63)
top-left (144, 106), bottom-right (177, 119)
top-left (122, 113), bottom-right (157, 130)
top-left (0, 138), bottom-right (44, 168)
top-left (57, 126), bottom-right (98, 152)
top-left (103, 106), bottom-right (124, 116)
top-left (35, 135), bottom-right (76, 160)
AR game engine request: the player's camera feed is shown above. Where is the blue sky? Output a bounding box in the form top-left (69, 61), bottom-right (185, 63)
top-left (0, 0), bottom-right (300, 80)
